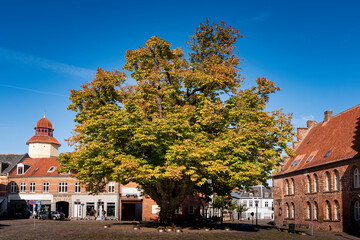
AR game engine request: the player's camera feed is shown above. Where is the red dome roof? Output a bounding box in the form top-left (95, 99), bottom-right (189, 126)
top-left (36, 117), bottom-right (53, 130)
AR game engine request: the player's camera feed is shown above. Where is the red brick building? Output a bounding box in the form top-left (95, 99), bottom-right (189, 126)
top-left (5, 116), bottom-right (206, 221)
top-left (273, 105), bottom-right (360, 234)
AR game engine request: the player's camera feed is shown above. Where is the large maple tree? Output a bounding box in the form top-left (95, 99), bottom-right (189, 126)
top-left (58, 20), bottom-right (294, 224)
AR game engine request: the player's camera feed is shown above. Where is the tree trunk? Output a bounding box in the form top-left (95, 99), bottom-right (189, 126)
top-left (142, 179), bottom-right (195, 225)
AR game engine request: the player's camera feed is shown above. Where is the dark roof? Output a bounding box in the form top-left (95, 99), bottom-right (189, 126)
top-left (276, 104), bottom-right (360, 176)
top-left (0, 154), bottom-right (29, 175)
top-left (8, 157), bottom-right (72, 178)
top-left (232, 186), bottom-right (274, 199)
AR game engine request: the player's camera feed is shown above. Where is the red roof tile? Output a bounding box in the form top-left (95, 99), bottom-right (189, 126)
top-left (9, 158), bottom-right (72, 178)
top-left (277, 104), bottom-right (360, 175)
top-left (36, 117), bottom-right (53, 129)
top-left (26, 136), bottom-right (61, 146)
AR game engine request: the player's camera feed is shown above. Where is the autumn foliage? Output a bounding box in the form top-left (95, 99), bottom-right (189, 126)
top-left (58, 20), bottom-right (294, 224)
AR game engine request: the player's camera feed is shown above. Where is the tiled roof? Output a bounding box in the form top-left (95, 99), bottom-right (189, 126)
top-left (0, 154), bottom-right (29, 175)
top-left (8, 157), bottom-right (71, 178)
top-left (277, 104), bottom-right (360, 175)
top-left (36, 117), bottom-right (53, 129)
top-left (26, 135), bottom-right (61, 146)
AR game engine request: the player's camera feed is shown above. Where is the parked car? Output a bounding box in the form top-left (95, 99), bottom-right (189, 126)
top-left (38, 211), bottom-right (65, 220)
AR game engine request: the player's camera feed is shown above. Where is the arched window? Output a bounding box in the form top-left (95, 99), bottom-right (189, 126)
top-left (286, 203), bottom-right (290, 218)
top-left (326, 201), bottom-right (331, 220)
top-left (306, 201), bottom-right (311, 219)
top-left (334, 200), bottom-right (340, 220)
top-left (325, 172), bottom-right (331, 191)
top-left (314, 174), bottom-right (318, 192)
top-left (334, 170), bottom-right (340, 191)
top-left (285, 179), bottom-right (289, 195)
top-left (307, 175), bottom-right (311, 193)
top-left (291, 202), bottom-right (295, 219)
top-left (314, 201), bottom-right (318, 220)
top-left (291, 178), bottom-right (295, 195)
top-left (355, 201), bottom-right (360, 221)
top-left (354, 168), bottom-right (360, 188)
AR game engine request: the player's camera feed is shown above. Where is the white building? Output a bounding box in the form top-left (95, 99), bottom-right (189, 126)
top-left (232, 186), bottom-right (274, 220)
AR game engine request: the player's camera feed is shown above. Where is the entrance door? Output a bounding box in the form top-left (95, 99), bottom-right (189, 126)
top-left (73, 202), bottom-right (81, 218)
top-left (56, 201), bottom-right (69, 218)
top-left (121, 203), bottom-right (142, 221)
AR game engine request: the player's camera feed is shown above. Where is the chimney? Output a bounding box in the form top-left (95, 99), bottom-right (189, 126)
top-left (307, 120), bottom-right (318, 128)
top-left (297, 127), bottom-right (308, 142)
top-left (324, 110), bottom-right (333, 122)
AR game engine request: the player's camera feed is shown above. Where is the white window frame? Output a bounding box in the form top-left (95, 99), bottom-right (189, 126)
top-left (307, 202), bottom-right (311, 219)
top-left (325, 172), bottom-right (331, 191)
top-left (314, 202), bottom-right (318, 220)
top-left (307, 175), bottom-right (311, 193)
top-left (291, 179), bottom-right (295, 195)
top-left (285, 179), bottom-right (289, 195)
top-left (43, 182), bottom-right (49, 193)
top-left (10, 182), bottom-right (17, 193)
top-left (335, 201), bottom-right (340, 220)
top-left (17, 163), bottom-right (24, 175)
top-left (285, 203), bottom-right (289, 218)
top-left (108, 182), bottom-right (115, 193)
top-left (291, 202), bottom-right (295, 219)
top-left (265, 201), bottom-right (268, 207)
top-left (29, 182), bottom-right (36, 193)
top-left (75, 182), bottom-right (81, 193)
top-left (20, 182), bottom-right (26, 193)
top-left (326, 201), bottom-right (331, 220)
top-left (58, 182), bottom-right (68, 193)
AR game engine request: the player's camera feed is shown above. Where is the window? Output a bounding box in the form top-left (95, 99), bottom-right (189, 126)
top-left (291, 202), bottom-right (295, 219)
top-left (17, 163), bottom-right (24, 175)
top-left (326, 201), bottom-right (331, 220)
top-left (108, 182), bottom-right (115, 193)
top-left (285, 179), bottom-right (289, 195)
top-left (324, 150), bottom-right (332, 158)
top-left (249, 201), bottom-right (253, 207)
top-left (355, 201), bottom-right (360, 221)
top-left (43, 182), bottom-right (49, 193)
top-left (29, 182), bottom-right (36, 193)
top-left (265, 201), bottom-right (268, 207)
top-left (334, 201), bottom-right (340, 220)
top-left (307, 175), bottom-right (311, 193)
top-left (243, 200), bottom-right (247, 206)
top-left (354, 168), bottom-right (360, 188)
top-left (20, 182), bottom-right (26, 193)
top-left (174, 207), bottom-right (181, 214)
top-left (58, 182), bottom-right (68, 193)
top-left (291, 178), bottom-right (295, 195)
top-left (86, 202), bottom-right (95, 216)
top-left (306, 155), bottom-right (313, 163)
top-left (107, 202), bottom-right (116, 217)
top-left (314, 174), bottom-right (318, 192)
top-left (189, 205), bottom-right (194, 214)
top-left (10, 182), bottom-right (17, 193)
top-left (48, 166), bottom-right (56, 173)
top-left (334, 170), bottom-right (340, 191)
top-left (285, 203), bottom-right (290, 218)
top-left (74, 182), bottom-right (81, 193)
top-left (306, 202), bottom-right (311, 219)
top-left (325, 172), bottom-right (331, 191)
top-left (314, 201), bottom-right (318, 220)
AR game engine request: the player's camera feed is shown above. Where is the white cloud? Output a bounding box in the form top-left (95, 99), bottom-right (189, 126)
top-left (292, 114), bottom-right (315, 128)
top-left (0, 47), bottom-right (94, 79)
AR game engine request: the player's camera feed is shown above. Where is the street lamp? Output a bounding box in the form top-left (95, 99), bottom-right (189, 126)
top-left (309, 197), bottom-right (315, 236)
top-left (255, 200), bottom-right (259, 228)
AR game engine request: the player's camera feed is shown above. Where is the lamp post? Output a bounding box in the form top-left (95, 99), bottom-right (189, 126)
top-left (255, 200), bottom-right (259, 228)
top-left (309, 197), bottom-right (315, 236)
top-left (277, 199), bottom-right (282, 231)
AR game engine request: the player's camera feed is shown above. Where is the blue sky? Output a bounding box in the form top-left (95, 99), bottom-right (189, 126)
top-left (1, 0), bottom-right (360, 155)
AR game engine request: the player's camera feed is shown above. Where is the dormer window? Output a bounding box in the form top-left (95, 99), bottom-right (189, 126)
top-left (17, 163), bottom-right (24, 175)
top-left (48, 166), bottom-right (56, 173)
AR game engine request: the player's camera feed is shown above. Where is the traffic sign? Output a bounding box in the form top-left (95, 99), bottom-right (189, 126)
top-left (29, 200), bottom-right (34, 205)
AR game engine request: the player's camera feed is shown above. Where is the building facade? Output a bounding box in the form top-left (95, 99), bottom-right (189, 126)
top-left (3, 115), bottom-right (205, 222)
top-left (232, 186), bottom-right (274, 220)
top-left (274, 106), bottom-right (360, 234)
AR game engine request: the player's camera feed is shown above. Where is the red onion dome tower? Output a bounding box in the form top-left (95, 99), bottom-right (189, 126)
top-left (26, 115), bottom-right (61, 158)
